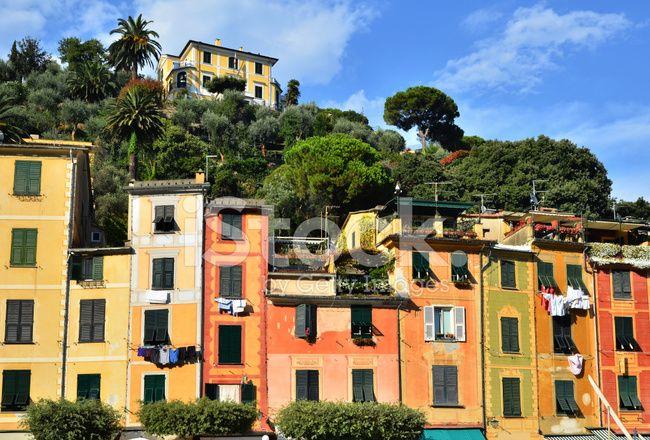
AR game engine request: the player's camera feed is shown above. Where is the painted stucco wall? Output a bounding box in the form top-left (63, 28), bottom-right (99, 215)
top-left (266, 302), bottom-right (399, 417)
top-left (596, 267), bottom-right (650, 431)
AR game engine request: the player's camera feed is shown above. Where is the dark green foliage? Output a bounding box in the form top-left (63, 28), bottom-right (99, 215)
top-left (285, 79), bottom-right (301, 106)
top-left (206, 76), bottom-right (246, 94)
top-left (137, 398), bottom-right (257, 438)
top-left (92, 149), bottom-right (129, 245)
top-left (22, 399), bottom-right (121, 440)
top-left (313, 107), bottom-right (369, 135)
top-left (279, 105), bottom-right (315, 147)
top-left (67, 61), bottom-right (117, 102)
top-left (450, 136), bottom-right (612, 215)
top-left (58, 38), bottom-right (106, 71)
top-left (150, 123), bottom-right (209, 180)
top-left (384, 86), bottom-right (464, 150)
top-left (263, 134), bottom-right (390, 225)
top-left (0, 94), bottom-right (25, 142)
top-left (616, 197), bottom-right (650, 221)
top-left (8, 37), bottom-right (51, 81)
top-left (211, 157), bottom-right (269, 198)
top-left (108, 14), bottom-right (161, 78)
top-left (368, 129), bottom-right (405, 155)
top-left (275, 401), bottom-right (425, 440)
top-left (332, 118), bottom-right (372, 142)
top-left (392, 153), bottom-right (448, 198)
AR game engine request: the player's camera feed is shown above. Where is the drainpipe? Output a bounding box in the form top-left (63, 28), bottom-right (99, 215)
top-left (397, 299), bottom-right (404, 404)
top-left (479, 245), bottom-right (491, 433)
top-left (61, 150), bottom-right (77, 399)
top-left (585, 246), bottom-right (603, 427)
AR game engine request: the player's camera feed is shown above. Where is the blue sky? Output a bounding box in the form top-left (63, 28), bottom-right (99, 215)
top-left (1, 0), bottom-right (648, 200)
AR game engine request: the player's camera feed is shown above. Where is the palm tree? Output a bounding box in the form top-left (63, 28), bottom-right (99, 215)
top-left (108, 14), bottom-right (161, 79)
top-left (105, 84), bottom-right (164, 179)
top-left (68, 61), bottom-right (117, 102)
top-left (0, 95), bottom-right (24, 143)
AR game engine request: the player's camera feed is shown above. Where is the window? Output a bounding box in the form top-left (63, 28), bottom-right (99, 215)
top-left (143, 375), bottom-right (165, 404)
top-left (1, 370), bottom-right (30, 411)
top-left (424, 306), bottom-right (466, 342)
top-left (205, 383), bottom-right (255, 403)
top-left (71, 256), bottom-right (103, 281)
top-left (4, 300), bottom-right (33, 344)
top-left (351, 231), bottom-right (356, 248)
top-left (501, 260), bottom-right (516, 288)
top-left (255, 85), bottom-right (263, 99)
top-left (228, 56), bottom-right (238, 69)
top-left (203, 51), bottom-right (212, 64)
top-left (296, 370), bottom-right (319, 401)
top-left (219, 265), bottom-right (243, 298)
top-left (615, 317), bottom-right (640, 351)
top-left (255, 62), bottom-right (263, 75)
top-left (432, 366), bottom-right (458, 406)
top-left (352, 369), bottom-right (375, 402)
top-left (502, 377), bottom-right (521, 417)
top-left (218, 325), bottom-right (242, 364)
top-left (451, 251), bottom-right (470, 283)
top-left (613, 271), bottom-right (632, 299)
top-left (555, 380), bottom-right (579, 416)
top-left (91, 231), bottom-right (102, 243)
top-left (351, 305), bottom-right (372, 338)
top-left (295, 304), bottom-right (317, 339)
top-left (566, 264), bottom-right (588, 292)
top-left (152, 258), bottom-right (174, 290)
top-left (10, 228), bottom-right (37, 266)
top-left (13, 161), bottom-right (41, 195)
top-left (77, 374), bottom-right (100, 400)
top-left (221, 212), bottom-right (243, 239)
top-left (553, 315), bottom-right (577, 354)
top-left (202, 75), bottom-right (212, 88)
top-left (501, 317), bottom-right (519, 353)
top-left (618, 376), bottom-right (642, 410)
top-left (412, 251), bottom-right (430, 280)
top-left (79, 299), bottom-right (105, 343)
top-left (153, 205), bottom-right (175, 233)
top-left (176, 71), bottom-right (187, 88)
top-left (143, 309), bottom-right (169, 345)
top-left (538, 261), bottom-right (557, 289)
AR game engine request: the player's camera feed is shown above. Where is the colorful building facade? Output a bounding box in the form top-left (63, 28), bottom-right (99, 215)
top-left (202, 198), bottom-right (271, 431)
top-left (157, 39), bottom-right (281, 107)
top-left (125, 176), bottom-right (208, 429)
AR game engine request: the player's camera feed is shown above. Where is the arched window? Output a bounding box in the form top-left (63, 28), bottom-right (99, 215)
top-left (177, 71), bottom-right (187, 88)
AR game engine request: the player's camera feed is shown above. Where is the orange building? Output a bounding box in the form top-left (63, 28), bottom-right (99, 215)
top-left (202, 198), bottom-right (271, 432)
top-left (265, 241), bottom-right (401, 417)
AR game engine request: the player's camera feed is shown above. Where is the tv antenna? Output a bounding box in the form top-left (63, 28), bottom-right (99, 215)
top-left (474, 193), bottom-right (497, 216)
top-left (531, 180), bottom-right (547, 211)
top-left (425, 181), bottom-right (451, 203)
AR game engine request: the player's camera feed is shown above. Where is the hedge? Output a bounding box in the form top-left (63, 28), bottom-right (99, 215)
top-left (275, 401), bottom-right (425, 440)
top-left (138, 398), bottom-right (258, 438)
top-left (22, 399), bottom-right (122, 440)
top-left (206, 76), bottom-right (247, 94)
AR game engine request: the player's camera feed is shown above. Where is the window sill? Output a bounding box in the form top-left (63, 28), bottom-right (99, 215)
top-left (431, 404), bottom-right (464, 408)
top-left (217, 363), bottom-right (244, 367)
top-left (220, 237), bottom-right (244, 242)
top-left (2, 341), bottom-right (35, 345)
top-left (613, 297), bottom-right (633, 301)
top-left (502, 351), bottom-right (522, 355)
top-left (9, 264), bottom-right (37, 268)
top-left (153, 231), bottom-right (176, 235)
top-left (500, 286), bottom-right (518, 291)
top-left (619, 408), bottom-right (644, 413)
top-left (151, 287), bottom-right (174, 291)
top-left (503, 415), bottom-right (523, 418)
top-left (78, 340), bottom-right (105, 344)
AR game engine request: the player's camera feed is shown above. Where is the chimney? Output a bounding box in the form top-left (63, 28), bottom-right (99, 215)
top-left (214, 38), bottom-right (222, 46)
top-left (239, 46), bottom-right (243, 51)
top-left (195, 170), bottom-right (205, 184)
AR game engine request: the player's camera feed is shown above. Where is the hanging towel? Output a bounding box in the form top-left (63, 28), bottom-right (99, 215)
top-left (169, 348), bottom-right (179, 364)
top-left (541, 294), bottom-right (551, 314)
top-left (216, 297), bottom-right (233, 313)
top-left (159, 347), bottom-right (170, 365)
top-left (568, 354), bottom-right (584, 375)
top-left (146, 290), bottom-right (169, 304)
top-left (549, 294), bottom-right (566, 316)
top-left (232, 299), bottom-right (247, 315)
top-left (137, 347), bottom-right (146, 357)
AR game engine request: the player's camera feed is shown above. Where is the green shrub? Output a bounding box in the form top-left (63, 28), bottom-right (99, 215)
top-left (206, 76), bottom-right (246, 94)
top-left (22, 399), bottom-right (122, 440)
top-left (275, 401), bottom-right (425, 440)
top-left (138, 398), bottom-right (258, 438)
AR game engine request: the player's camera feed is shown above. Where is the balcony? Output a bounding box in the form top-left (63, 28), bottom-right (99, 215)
top-left (588, 242), bottom-right (650, 269)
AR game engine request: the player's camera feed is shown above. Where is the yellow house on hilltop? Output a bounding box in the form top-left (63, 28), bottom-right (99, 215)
top-left (157, 39), bottom-right (281, 107)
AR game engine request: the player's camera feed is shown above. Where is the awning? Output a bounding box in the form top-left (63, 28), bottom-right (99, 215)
top-left (422, 428), bottom-right (485, 440)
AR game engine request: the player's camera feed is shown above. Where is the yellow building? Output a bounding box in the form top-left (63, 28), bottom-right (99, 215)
top-left (0, 139), bottom-right (132, 438)
top-left (158, 39), bottom-right (281, 107)
top-left (124, 175), bottom-right (208, 431)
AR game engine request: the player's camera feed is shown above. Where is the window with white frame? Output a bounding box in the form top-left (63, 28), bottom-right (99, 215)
top-left (424, 305), bottom-right (466, 342)
top-left (254, 84), bottom-right (263, 99)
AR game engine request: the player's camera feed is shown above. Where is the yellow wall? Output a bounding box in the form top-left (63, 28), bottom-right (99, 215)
top-left (126, 188), bottom-right (204, 426)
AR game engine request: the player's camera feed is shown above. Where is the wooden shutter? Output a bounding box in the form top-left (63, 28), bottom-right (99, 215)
top-left (613, 271), bottom-right (632, 298)
top-left (241, 381), bottom-right (256, 404)
top-left (92, 300), bottom-right (105, 342)
top-left (454, 307), bottom-right (466, 342)
top-left (296, 370), bottom-right (309, 400)
top-left (13, 161), bottom-right (29, 194)
top-left (231, 265), bottom-right (242, 297)
top-left (70, 256), bottom-right (83, 280)
top-left (27, 162), bottom-right (41, 195)
top-left (412, 252), bottom-right (429, 279)
top-left (77, 374), bottom-right (100, 400)
top-left (445, 366), bottom-right (458, 405)
top-left (501, 317), bottom-right (511, 352)
top-left (144, 375), bottom-right (165, 403)
top-left (503, 377), bottom-right (521, 416)
top-left (205, 384), bottom-right (219, 400)
top-left (307, 305), bottom-right (317, 338)
top-left (362, 370), bottom-right (375, 402)
top-left (152, 259), bottom-right (164, 289)
top-left (352, 370), bottom-right (364, 402)
top-left (433, 366), bottom-right (445, 404)
top-left (154, 206), bottom-right (164, 223)
top-left (163, 205), bottom-right (174, 222)
top-left (163, 258), bottom-right (174, 289)
top-left (295, 304), bottom-right (307, 338)
top-left (23, 229), bottom-right (37, 265)
top-left (308, 370), bottom-right (319, 401)
top-left (92, 257), bottom-right (103, 281)
top-left (219, 325), bottom-right (242, 364)
top-left (144, 309), bottom-right (168, 344)
top-left (501, 317), bottom-right (519, 352)
top-left (220, 266), bottom-right (231, 297)
top-left (79, 300), bottom-right (93, 342)
top-left (11, 371), bottom-right (30, 408)
top-left (501, 260), bottom-right (516, 288)
top-left (154, 310), bottom-right (168, 344)
top-left (424, 306), bottom-right (435, 342)
top-left (5, 300), bottom-right (20, 343)
top-left (11, 229), bottom-right (37, 266)
top-left (230, 214), bottom-right (242, 239)
top-left (18, 300), bottom-right (33, 343)
top-left (1, 371), bottom-right (15, 409)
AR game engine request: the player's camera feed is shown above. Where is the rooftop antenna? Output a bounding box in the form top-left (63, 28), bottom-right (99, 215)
top-left (473, 193), bottom-right (497, 222)
top-left (531, 179), bottom-right (547, 211)
top-left (425, 181), bottom-right (451, 221)
top-left (612, 198), bottom-right (620, 221)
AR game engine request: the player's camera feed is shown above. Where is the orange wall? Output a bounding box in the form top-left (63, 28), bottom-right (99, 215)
top-left (266, 302), bottom-right (399, 417)
top-left (203, 210), bottom-right (269, 427)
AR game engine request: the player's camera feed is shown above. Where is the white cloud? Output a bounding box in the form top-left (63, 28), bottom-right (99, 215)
top-left (436, 4), bottom-right (630, 94)
top-left (461, 7), bottom-right (503, 32)
top-left (134, 0), bottom-right (376, 84)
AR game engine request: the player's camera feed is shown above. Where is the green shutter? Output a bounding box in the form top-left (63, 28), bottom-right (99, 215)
top-left (144, 375), bottom-right (165, 403)
top-left (70, 256), bottom-right (83, 280)
top-left (144, 309), bottom-right (168, 345)
top-left (619, 376), bottom-right (633, 409)
top-left (220, 266), bottom-right (242, 298)
top-left (501, 260), bottom-right (516, 288)
top-left (451, 251), bottom-right (470, 282)
top-left (222, 213), bottom-right (243, 239)
top-left (152, 259), bottom-right (164, 289)
top-left (352, 370), bottom-right (364, 402)
top-left (79, 300), bottom-right (93, 342)
top-left (433, 366), bottom-right (446, 405)
top-left (613, 271), bottom-right (632, 299)
top-left (2, 370), bottom-right (30, 411)
top-left (218, 325), bottom-right (242, 364)
top-left (77, 374), bottom-right (100, 400)
top-left (232, 265), bottom-right (242, 298)
top-left (362, 370), bottom-right (375, 402)
top-left (296, 370), bottom-right (309, 400)
top-left (5, 300), bottom-right (32, 344)
top-left (501, 317), bottom-right (519, 353)
top-left (92, 257), bottom-right (103, 281)
top-left (163, 258), bottom-right (174, 289)
top-left (351, 305), bottom-right (372, 338)
top-left (220, 266), bottom-right (231, 297)
top-left (538, 261), bottom-right (557, 289)
top-left (241, 381), bottom-right (256, 404)
top-left (10, 229), bottom-right (37, 266)
top-left (308, 370), bottom-right (319, 401)
top-left (412, 252), bottom-right (429, 279)
top-left (295, 304), bottom-right (307, 338)
top-left (13, 161), bottom-right (41, 195)
top-left (503, 378), bottom-right (521, 416)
